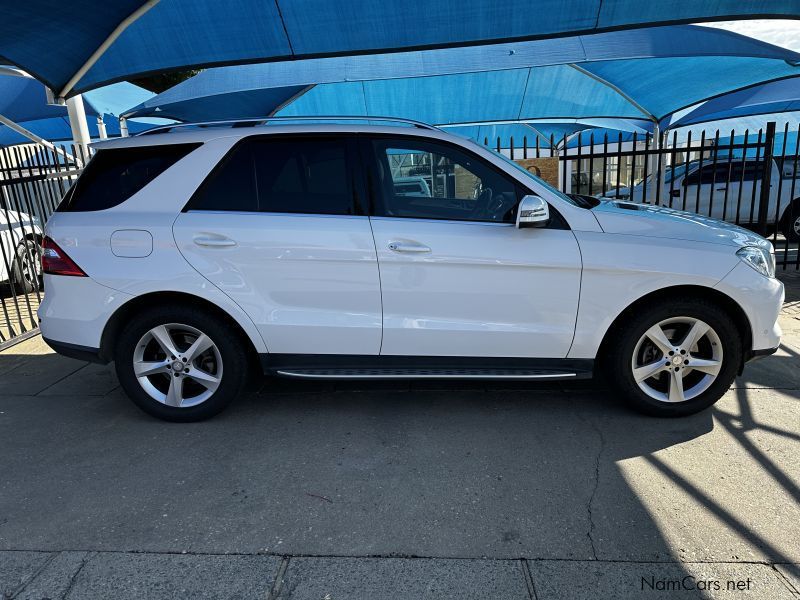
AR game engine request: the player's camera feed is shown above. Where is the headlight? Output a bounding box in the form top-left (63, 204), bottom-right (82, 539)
top-left (736, 245), bottom-right (775, 278)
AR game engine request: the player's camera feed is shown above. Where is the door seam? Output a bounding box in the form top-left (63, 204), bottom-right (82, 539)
top-left (367, 215), bottom-right (385, 355)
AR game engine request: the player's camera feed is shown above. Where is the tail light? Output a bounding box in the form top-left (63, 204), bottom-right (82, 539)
top-left (41, 236), bottom-right (87, 277)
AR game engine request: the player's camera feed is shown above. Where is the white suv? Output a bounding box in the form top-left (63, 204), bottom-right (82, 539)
top-left (38, 119), bottom-right (784, 422)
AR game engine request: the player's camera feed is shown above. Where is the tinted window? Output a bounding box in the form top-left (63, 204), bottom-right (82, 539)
top-left (59, 143), bottom-right (199, 212)
top-left (370, 138), bottom-right (518, 223)
top-left (188, 143), bottom-right (258, 212)
top-left (187, 137), bottom-right (356, 215)
top-left (684, 163), bottom-right (732, 186)
top-left (730, 161), bottom-right (765, 182)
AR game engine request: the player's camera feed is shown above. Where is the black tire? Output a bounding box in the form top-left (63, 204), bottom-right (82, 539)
top-left (780, 199), bottom-right (800, 243)
top-left (114, 304), bottom-right (249, 422)
top-left (12, 239), bottom-right (41, 294)
top-left (605, 298), bottom-right (742, 417)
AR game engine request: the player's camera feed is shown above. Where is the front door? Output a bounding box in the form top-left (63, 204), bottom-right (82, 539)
top-left (363, 136), bottom-right (582, 358)
top-left (173, 135), bottom-right (382, 355)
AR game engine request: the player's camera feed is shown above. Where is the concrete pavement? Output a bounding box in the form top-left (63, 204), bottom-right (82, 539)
top-left (1, 273), bottom-right (798, 599)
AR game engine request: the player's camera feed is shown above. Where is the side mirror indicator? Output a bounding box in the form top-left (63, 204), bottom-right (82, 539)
top-left (516, 194), bottom-right (550, 229)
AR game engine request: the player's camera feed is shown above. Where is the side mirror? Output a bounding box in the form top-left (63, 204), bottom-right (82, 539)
top-left (516, 194), bottom-right (550, 228)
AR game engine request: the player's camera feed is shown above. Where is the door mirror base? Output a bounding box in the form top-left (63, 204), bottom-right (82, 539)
top-left (517, 195), bottom-right (550, 228)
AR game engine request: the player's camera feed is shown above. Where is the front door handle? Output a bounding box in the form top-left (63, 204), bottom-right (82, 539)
top-left (194, 235), bottom-right (237, 247)
top-left (388, 241), bottom-right (431, 253)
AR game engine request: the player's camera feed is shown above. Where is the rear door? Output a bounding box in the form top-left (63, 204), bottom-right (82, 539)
top-left (363, 135), bottom-right (582, 358)
top-left (173, 135), bottom-right (382, 355)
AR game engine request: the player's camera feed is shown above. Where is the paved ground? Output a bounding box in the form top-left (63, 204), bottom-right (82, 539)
top-left (1, 274), bottom-right (799, 599)
top-left (0, 288), bottom-right (39, 348)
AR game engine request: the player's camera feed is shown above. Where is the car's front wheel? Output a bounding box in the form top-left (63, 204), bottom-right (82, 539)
top-left (607, 299), bottom-right (741, 417)
top-left (114, 305), bottom-right (249, 421)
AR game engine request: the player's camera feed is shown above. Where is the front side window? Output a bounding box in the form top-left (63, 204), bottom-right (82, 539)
top-left (683, 162), bottom-right (732, 186)
top-left (370, 138), bottom-right (519, 223)
top-left (187, 137), bottom-right (356, 215)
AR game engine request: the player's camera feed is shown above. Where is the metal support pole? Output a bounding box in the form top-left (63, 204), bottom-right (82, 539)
top-left (96, 116), bottom-right (108, 139)
top-left (756, 121), bottom-right (777, 237)
top-left (648, 122), bottom-right (661, 203)
top-left (66, 95), bottom-right (91, 154)
top-left (119, 117), bottom-right (129, 137)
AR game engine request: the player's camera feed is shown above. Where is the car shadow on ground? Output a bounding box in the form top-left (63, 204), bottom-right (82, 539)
top-left (0, 348), bottom-right (798, 588)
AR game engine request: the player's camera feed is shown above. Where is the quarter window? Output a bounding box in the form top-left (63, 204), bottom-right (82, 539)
top-left (59, 143), bottom-right (200, 212)
top-left (370, 138), bottom-right (519, 223)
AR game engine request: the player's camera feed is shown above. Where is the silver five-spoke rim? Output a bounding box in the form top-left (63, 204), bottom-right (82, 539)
top-left (133, 323), bottom-right (223, 408)
top-left (793, 214), bottom-right (800, 237)
top-left (631, 316), bottom-right (723, 404)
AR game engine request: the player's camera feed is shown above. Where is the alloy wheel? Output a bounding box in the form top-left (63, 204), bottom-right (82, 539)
top-left (19, 243), bottom-right (41, 288)
top-left (631, 316), bottom-right (723, 403)
top-left (132, 323), bottom-right (223, 408)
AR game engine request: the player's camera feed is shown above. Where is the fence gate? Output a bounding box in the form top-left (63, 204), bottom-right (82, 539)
top-left (0, 144), bottom-right (87, 349)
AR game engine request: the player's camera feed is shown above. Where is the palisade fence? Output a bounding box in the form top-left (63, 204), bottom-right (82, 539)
top-left (488, 121), bottom-right (800, 271)
top-left (0, 143), bottom-right (89, 349)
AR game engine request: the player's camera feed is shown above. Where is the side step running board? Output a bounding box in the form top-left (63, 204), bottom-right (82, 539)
top-left (275, 368), bottom-right (582, 380)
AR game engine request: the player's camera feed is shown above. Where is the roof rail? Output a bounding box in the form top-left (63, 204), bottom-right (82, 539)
top-left (138, 115), bottom-right (439, 136)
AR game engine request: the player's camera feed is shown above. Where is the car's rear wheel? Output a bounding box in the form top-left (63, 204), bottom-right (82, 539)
top-left (114, 305), bottom-right (249, 421)
top-left (606, 299), bottom-right (741, 417)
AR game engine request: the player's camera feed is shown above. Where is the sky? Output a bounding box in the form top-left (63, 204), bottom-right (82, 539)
top-left (702, 19), bottom-right (800, 52)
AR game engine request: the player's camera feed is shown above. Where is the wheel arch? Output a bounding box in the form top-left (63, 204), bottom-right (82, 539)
top-left (99, 291), bottom-right (261, 372)
top-left (596, 284), bottom-right (752, 372)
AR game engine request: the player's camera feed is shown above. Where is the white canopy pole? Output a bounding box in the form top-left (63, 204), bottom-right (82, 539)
top-left (96, 116), bottom-right (108, 139)
top-left (66, 94), bottom-right (91, 155)
top-left (57, 0), bottom-right (161, 99)
top-left (119, 117), bottom-right (129, 137)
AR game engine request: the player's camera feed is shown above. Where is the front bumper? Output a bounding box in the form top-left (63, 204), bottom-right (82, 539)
top-left (714, 261), bottom-right (784, 353)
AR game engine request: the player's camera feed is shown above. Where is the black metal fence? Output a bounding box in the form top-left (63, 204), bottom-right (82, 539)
top-left (0, 144), bottom-right (88, 348)
top-left (492, 121), bottom-right (800, 270)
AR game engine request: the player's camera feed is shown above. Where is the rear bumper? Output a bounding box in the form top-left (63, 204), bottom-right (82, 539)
top-left (42, 337), bottom-right (106, 364)
top-left (38, 275), bottom-right (133, 353)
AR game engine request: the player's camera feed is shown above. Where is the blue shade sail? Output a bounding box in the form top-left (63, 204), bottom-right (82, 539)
top-left (0, 70), bottom-right (154, 122)
top-left (0, 115), bottom-right (152, 148)
top-left (670, 78), bottom-right (800, 128)
top-left (0, 69), bottom-right (155, 146)
top-left (1, 2), bottom-right (799, 95)
top-left (121, 26), bottom-right (800, 127)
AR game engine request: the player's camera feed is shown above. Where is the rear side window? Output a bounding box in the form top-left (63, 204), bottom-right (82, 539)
top-left (58, 143), bottom-right (200, 212)
top-left (186, 137), bottom-right (357, 215)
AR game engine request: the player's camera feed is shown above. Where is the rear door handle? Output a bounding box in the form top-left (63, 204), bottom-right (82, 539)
top-left (194, 235), bottom-right (237, 247)
top-left (716, 187), bottom-right (727, 191)
top-left (388, 241), bottom-right (431, 253)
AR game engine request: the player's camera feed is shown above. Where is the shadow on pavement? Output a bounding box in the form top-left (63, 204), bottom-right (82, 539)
top-left (1, 347), bottom-right (798, 594)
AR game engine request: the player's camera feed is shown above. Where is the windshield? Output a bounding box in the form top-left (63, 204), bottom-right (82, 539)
top-left (488, 148), bottom-right (582, 207)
